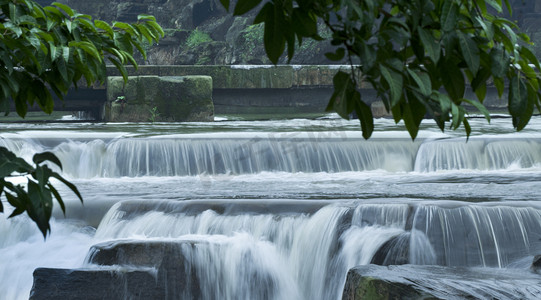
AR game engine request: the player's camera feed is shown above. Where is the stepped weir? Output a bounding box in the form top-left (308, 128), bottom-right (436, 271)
top-left (1, 117), bottom-right (541, 299)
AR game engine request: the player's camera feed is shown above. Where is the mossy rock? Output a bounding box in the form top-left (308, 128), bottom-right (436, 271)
top-left (343, 272), bottom-right (439, 300)
top-left (342, 264), bottom-right (541, 300)
top-left (155, 76), bottom-right (214, 121)
top-left (105, 75), bottom-right (213, 122)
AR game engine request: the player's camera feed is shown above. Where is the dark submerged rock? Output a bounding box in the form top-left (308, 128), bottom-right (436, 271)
top-left (531, 254), bottom-right (541, 274)
top-left (30, 268), bottom-right (163, 300)
top-left (342, 264), bottom-right (541, 300)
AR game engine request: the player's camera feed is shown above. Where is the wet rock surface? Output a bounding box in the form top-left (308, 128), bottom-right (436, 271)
top-left (342, 264), bottom-right (541, 300)
top-left (31, 240), bottom-right (203, 299)
top-left (30, 268), bottom-right (165, 300)
top-left (105, 75), bottom-right (213, 122)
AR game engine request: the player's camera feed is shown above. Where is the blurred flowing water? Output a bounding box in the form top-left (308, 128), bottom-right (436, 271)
top-left (1, 116), bottom-right (541, 299)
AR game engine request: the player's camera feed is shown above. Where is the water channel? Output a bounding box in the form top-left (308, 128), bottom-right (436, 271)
top-left (1, 115), bottom-right (541, 299)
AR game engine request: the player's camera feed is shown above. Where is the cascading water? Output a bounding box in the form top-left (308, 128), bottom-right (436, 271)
top-left (1, 117), bottom-right (541, 299)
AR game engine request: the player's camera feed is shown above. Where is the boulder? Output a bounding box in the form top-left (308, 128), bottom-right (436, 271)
top-left (370, 232), bottom-right (410, 266)
top-left (105, 75), bottom-right (213, 122)
top-left (531, 254), bottom-right (541, 274)
top-left (30, 268), bottom-right (164, 300)
top-left (342, 264), bottom-right (541, 300)
top-left (30, 240), bottom-right (204, 299)
top-left (30, 238), bottom-right (284, 299)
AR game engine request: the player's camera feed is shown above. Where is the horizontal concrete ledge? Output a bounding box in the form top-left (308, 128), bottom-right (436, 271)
top-left (106, 65), bottom-right (354, 89)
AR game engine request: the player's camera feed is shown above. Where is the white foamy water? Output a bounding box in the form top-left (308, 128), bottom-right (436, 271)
top-left (1, 116), bottom-right (541, 299)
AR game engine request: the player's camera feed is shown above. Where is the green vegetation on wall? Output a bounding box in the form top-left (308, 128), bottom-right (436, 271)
top-left (185, 29), bottom-right (213, 48)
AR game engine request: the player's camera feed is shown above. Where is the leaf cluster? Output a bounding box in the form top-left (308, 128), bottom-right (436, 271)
top-left (226, 0), bottom-right (541, 139)
top-left (221, 0), bottom-right (322, 64)
top-left (0, 1), bottom-right (163, 237)
top-left (0, 0), bottom-right (164, 118)
top-left (0, 147), bottom-right (81, 237)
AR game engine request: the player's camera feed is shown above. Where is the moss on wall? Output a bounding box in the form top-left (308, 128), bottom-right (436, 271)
top-left (105, 75), bottom-right (213, 122)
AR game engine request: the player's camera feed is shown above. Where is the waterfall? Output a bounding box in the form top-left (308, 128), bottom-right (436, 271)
top-left (94, 200), bottom-right (350, 300)
top-left (2, 122), bottom-right (541, 299)
top-left (3, 134), bottom-right (541, 178)
top-left (414, 137), bottom-right (541, 172)
top-left (411, 205), bottom-right (541, 267)
top-left (57, 137), bottom-right (419, 177)
top-left (87, 199), bottom-right (541, 300)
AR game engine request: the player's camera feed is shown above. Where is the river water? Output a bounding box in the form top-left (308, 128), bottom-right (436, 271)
top-left (1, 116), bottom-right (541, 299)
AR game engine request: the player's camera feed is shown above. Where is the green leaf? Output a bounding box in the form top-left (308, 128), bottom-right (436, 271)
top-left (47, 183), bottom-right (65, 214)
top-left (107, 47), bottom-right (127, 64)
top-left (5, 190), bottom-right (26, 218)
top-left (37, 88), bottom-right (54, 114)
top-left (27, 179), bottom-right (53, 237)
top-left (509, 75), bottom-right (527, 118)
top-left (477, 0), bottom-right (487, 14)
top-left (518, 61), bottom-right (537, 82)
top-left (113, 21), bottom-right (136, 36)
top-left (137, 14), bottom-right (156, 22)
top-left (61, 46), bottom-right (70, 63)
top-left (325, 48), bottom-right (345, 61)
top-left (77, 18), bottom-right (97, 33)
top-left (52, 2), bottom-right (75, 17)
top-left (463, 117), bottom-right (472, 139)
top-left (402, 102), bottom-right (419, 140)
top-left (292, 8), bottom-right (317, 37)
top-left (474, 81), bottom-right (487, 103)
top-left (417, 27), bottom-right (440, 63)
top-left (519, 46), bottom-right (541, 72)
top-left (489, 46), bottom-right (508, 78)
top-left (391, 101), bottom-right (402, 124)
top-left (440, 59), bottom-right (465, 100)
top-left (327, 71), bottom-right (355, 119)
top-left (135, 23), bottom-right (156, 44)
top-left (43, 6), bottom-right (64, 18)
top-left (95, 20), bottom-right (114, 37)
top-left (15, 97), bottom-right (28, 118)
top-left (234, 0), bottom-right (262, 16)
top-left (451, 103), bottom-right (463, 130)
top-left (0, 148), bottom-right (32, 177)
top-left (458, 32), bottom-right (480, 75)
top-left (220, 0), bottom-right (230, 11)
top-left (504, 0), bottom-right (512, 16)
top-left (406, 69), bottom-right (431, 97)
top-left (51, 171), bottom-right (83, 202)
top-left (69, 41), bottom-right (102, 62)
top-left (33, 152), bottom-right (63, 169)
top-left (354, 93), bottom-right (374, 139)
top-left (146, 20), bottom-right (164, 39)
top-left (494, 77), bottom-right (505, 98)
top-left (437, 92), bottom-right (452, 119)
top-left (475, 16), bottom-right (494, 40)
top-left (485, 0), bottom-right (503, 13)
top-left (254, 2), bottom-right (270, 24)
top-left (263, 3), bottom-right (285, 64)
top-left (380, 65), bottom-right (403, 107)
top-left (463, 98), bottom-right (490, 122)
top-left (441, 1), bottom-right (458, 32)
top-left (108, 57), bottom-right (128, 82)
top-left (514, 81), bottom-right (536, 131)
top-left (56, 56), bottom-right (69, 83)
